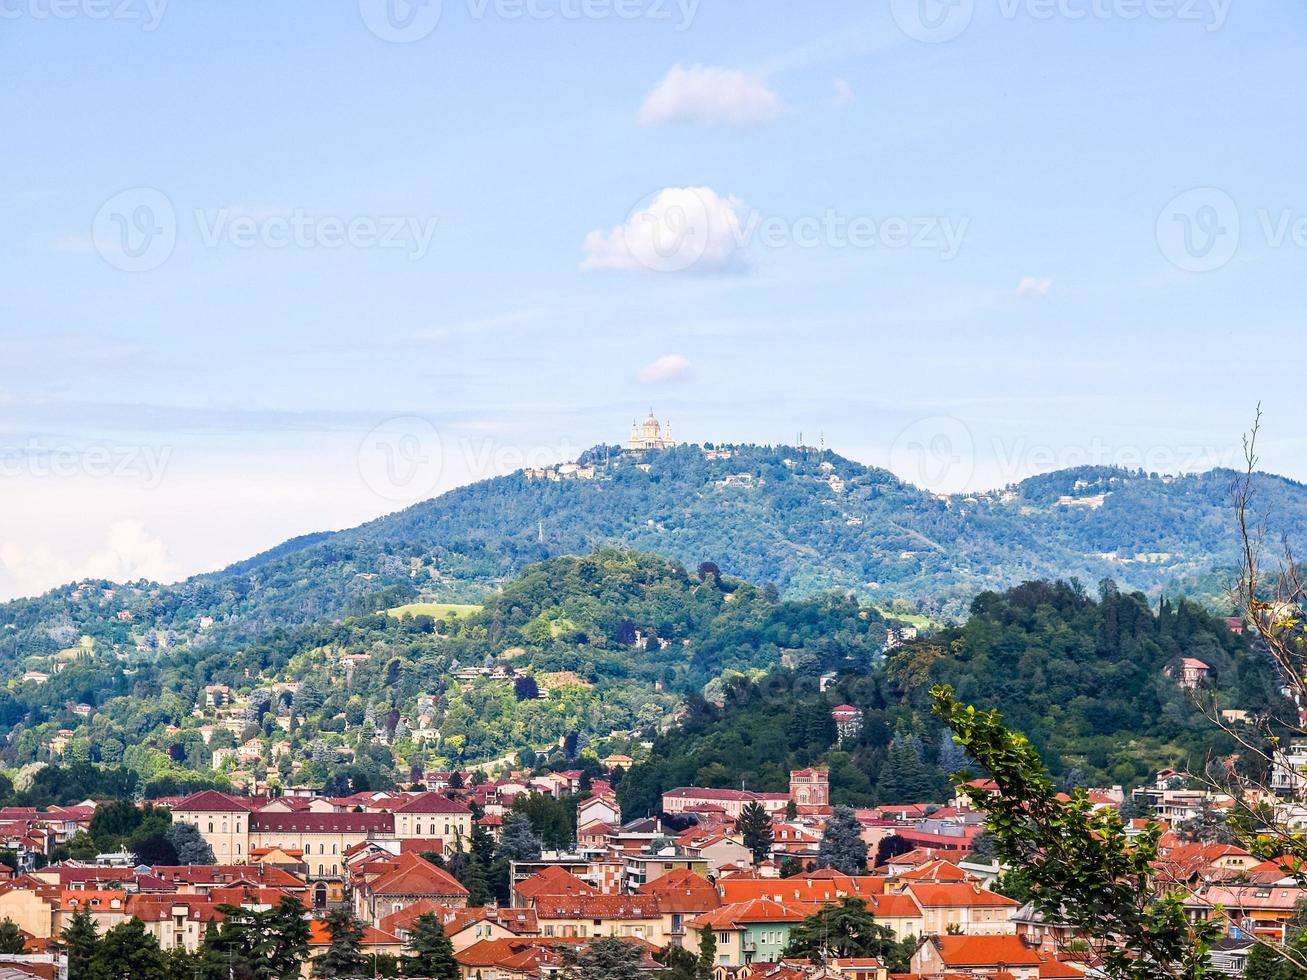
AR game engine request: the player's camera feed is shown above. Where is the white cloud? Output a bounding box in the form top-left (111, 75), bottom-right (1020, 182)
top-left (639, 65), bottom-right (780, 127)
top-left (833, 78), bottom-right (856, 104)
top-left (1017, 276), bottom-right (1054, 299)
top-left (638, 354), bottom-right (691, 384)
top-left (0, 519), bottom-right (177, 599)
top-left (581, 187), bottom-right (751, 275)
top-left (76, 519), bottom-right (178, 583)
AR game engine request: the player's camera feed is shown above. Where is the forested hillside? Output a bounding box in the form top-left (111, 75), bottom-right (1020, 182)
top-left (0, 552), bottom-right (890, 789)
top-left (4, 447), bottom-right (1305, 674)
top-left (617, 580), bottom-right (1275, 817)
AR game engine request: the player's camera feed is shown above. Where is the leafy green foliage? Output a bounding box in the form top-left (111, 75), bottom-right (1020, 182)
top-left (816, 806), bottom-right (868, 874)
top-left (60, 908), bottom-right (99, 980)
top-left (783, 898), bottom-right (908, 969)
top-left (88, 920), bottom-right (166, 980)
top-left (311, 910), bottom-right (366, 979)
top-left (560, 937), bottom-right (645, 980)
top-left (402, 913), bottom-right (458, 980)
top-left (0, 919), bottom-right (25, 954)
top-left (735, 801), bottom-right (773, 864)
top-left (622, 578), bottom-right (1263, 818)
top-left (197, 896), bottom-right (310, 980)
top-left (931, 684), bottom-right (1221, 980)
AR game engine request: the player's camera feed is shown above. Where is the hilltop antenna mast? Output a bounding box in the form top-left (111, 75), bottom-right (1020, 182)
top-left (538, 521), bottom-right (544, 543)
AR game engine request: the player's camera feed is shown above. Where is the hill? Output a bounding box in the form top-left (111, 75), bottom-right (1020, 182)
top-left (5, 445), bottom-right (1304, 670)
top-left (616, 579), bottom-right (1276, 817)
top-left (0, 551), bottom-right (891, 786)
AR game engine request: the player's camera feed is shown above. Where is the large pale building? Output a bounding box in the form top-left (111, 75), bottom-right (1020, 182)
top-left (171, 790), bottom-right (253, 862)
top-left (628, 412), bottom-right (675, 451)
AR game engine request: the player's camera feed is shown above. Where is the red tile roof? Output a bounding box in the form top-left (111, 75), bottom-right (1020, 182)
top-left (361, 852), bottom-right (468, 898)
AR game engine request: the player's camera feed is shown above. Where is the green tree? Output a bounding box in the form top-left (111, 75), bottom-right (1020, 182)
top-left (446, 850), bottom-right (491, 907)
top-left (696, 926), bottom-right (716, 980)
top-left (497, 812), bottom-right (543, 862)
top-left (162, 947), bottom-right (203, 980)
top-left (88, 920), bottom-right (166, 980)
top-left (0, 919), bottom-right (25, 954)
top-left (653, 944), bottom-right (698, 980)
top-left (89, 799), bottom-right (144, 841)
top-left (783, 898), bottom-right (895, 961)
top-left (312, 910), bottom-right (367, 978)
top-left (1245, 943), bottom-right (1285, 980)
top-left (877, 732), bottom-right (939, 805)
top-left (560, 938), bottom-right (643, 980)
top-left (734, 801), bottom-right (773, 865)
top-left (60, 908), bottom-right (99, 980)
top-left (198, 896), bottom-right (309, 980)
top-left (512, 794), bottom-right (575, 851)
top-left (932, 684), bottom-right (1221, 980)
top-left (402, 913), bottom-right (458, 979)
top-left (815, 805), bottom-right (867, 874)
top-left (166, 822), bottom-right (216, 864)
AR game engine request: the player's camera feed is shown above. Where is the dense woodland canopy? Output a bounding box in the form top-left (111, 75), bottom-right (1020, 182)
top-left (4, 447), bottom-right (1305, 658)
top-left (617, 579), bottom-right (1274, 817)
top-left (0, 551), bottom-right (889, 786)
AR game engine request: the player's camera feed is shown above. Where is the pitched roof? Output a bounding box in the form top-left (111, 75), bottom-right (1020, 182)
top-left (362, 853), bottom-right (468, 898)
top-left (719, 874), bottom-right (884, 905)
top-left (535, 895), bottom-right (662, 920)
top-left (173, 790), bottom-right (253, 813)
top-left (514, 865), bottom-right (597, 901)
top-left (929, 934), bottom-right (1042, 967)
top-left (394, 791), bottom-right (472, 815)
top-left (638, 869), bottom-right (720, 913)
top-left (307, 921), bottom-right (401, 948)
top-left (897, 859), bottom-right (971, 882)
top-left (455, 938), bottom-right (593, 969)
top-left (688, 898), bottom-right (816, 930)
top-left (907, 882), bottom-right (1019, 908)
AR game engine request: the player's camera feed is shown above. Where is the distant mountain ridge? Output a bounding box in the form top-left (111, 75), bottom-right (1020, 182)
top-left (4, 443), bottom-right (1306, 651)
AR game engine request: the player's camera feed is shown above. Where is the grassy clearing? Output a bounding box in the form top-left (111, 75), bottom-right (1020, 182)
top-left (386, 602), bottom-right (483, 621)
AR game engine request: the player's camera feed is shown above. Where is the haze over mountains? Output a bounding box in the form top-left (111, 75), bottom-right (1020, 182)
top-left (5, 442), bottom-right (1305, 647)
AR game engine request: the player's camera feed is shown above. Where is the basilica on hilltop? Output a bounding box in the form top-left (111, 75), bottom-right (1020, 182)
top-left (627, 411), bottom-right (675, 451)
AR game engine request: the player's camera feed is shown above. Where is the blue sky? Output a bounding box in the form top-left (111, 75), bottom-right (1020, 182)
top-left (1, 0), bottom-right (1304, 599)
